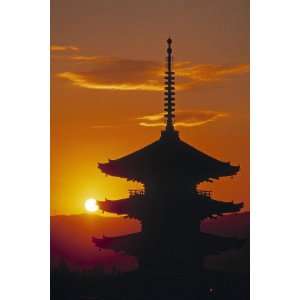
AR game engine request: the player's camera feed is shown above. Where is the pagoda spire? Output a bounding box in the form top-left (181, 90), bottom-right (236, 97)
top-left (164, 38), bottom-right (175, 132)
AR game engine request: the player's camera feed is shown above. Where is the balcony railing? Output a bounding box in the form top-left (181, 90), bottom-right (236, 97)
top-left (128, 189), bottom-right (145, 197)
top-left (197, 189), bottom-right (212, 199)
top-left (128, 189), bottom-right (212, 198)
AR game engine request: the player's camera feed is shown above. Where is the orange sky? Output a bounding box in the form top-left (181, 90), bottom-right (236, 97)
top-left (51, 0), bottom-right (249, 215)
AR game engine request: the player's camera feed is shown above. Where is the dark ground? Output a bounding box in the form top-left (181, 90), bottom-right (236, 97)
top-left (51, 265), bottom-right (249, 300)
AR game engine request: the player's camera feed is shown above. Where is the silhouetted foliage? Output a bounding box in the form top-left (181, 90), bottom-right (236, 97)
top-left (51, 266), bottom-right (249, 300)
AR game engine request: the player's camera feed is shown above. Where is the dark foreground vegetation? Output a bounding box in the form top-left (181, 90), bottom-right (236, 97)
top-left (51, 264), bottom-right (249, 300)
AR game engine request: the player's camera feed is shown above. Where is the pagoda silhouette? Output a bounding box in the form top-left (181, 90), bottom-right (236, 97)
top-left (93, 38), bottom-right (244, 275)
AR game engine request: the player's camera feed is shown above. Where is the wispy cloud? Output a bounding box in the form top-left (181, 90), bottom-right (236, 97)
top-left (89, 110), bottom-right (226, 129)
top-left (70, 55), bottom-right (98, 61)
top-left (56, 56), bottom-right (249, 91)
top-left (58, 71), bottom-right (162, 91)
top-left (138, 110), bottom-right (228, 127)
top-left (57, 57), bottom-right (163, 91)
top-left (51, 45), bottom-right (79, 52)
top-left (175, 62), bottom-right (249, 89)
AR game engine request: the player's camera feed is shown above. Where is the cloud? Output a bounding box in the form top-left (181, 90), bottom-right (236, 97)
top-left (138, 110), bottom-right (228, 127)
top-left (175, 62), bottom-right (249, 89)
top-left (57, 56), bottom-right (249, 91)
top-left (58, 71), bottom-right (162, 91)
top-left (89, 110), bottom-right (227, 129)
top-left (58, 57), bottom-right (163, 91)
top-left (51, 45), bottom-right (79, 52)
top-left (70, 55), bottom-right (98, 61)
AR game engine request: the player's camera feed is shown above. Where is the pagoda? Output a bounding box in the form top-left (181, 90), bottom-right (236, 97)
top-left (93, 39), bottom-right (244, 275)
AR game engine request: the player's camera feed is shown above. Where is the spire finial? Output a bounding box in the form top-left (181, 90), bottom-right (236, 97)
top-left (164, 37), bottom-right (175, 133)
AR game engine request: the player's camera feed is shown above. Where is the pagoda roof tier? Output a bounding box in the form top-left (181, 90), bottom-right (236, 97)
top-left (98, 196), bottom-right (243, 220)
top-left (92, 232), bottom-right (245, 257)
top-left (92, 233), bottom-right (142, 256)
top-left (98, 133), bottom-right (239, 183)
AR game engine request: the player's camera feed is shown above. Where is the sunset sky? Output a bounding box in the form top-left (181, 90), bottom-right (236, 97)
top-left (51, 0), bottom-right (249, 215)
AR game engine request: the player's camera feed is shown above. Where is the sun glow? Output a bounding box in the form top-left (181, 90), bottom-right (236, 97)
top-left (84, 198), bottom-right (98, 212)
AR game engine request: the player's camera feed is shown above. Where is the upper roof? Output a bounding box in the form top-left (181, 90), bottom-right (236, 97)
top-left (98, 132), bottom-right (239, 183)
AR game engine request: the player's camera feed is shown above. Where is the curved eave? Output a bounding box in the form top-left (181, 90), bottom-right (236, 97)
top-left (97, 197), bottom-right (243, 221)
top-left (98, 161), bottom-right (240, 183)
top-left (98, 162), bottom-right (142, 182)
top-left (97, 137), bottom-right (240, 182)
top-left (98, 199), bottom-right (140, 218)
top-left (92, 232), bottom-right (246, 256)
top-left (219, 164), bottom-right (240, 177)
top-left (200, 201), bottom-right (243, 219)
top-left (203, 164), bottom-right (240, 181)
top-left (92, 233), bottom-right (141, 256)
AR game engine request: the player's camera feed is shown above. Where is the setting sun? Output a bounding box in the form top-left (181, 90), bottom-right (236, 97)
top-left (84, 198), bottom-right (98, 212)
